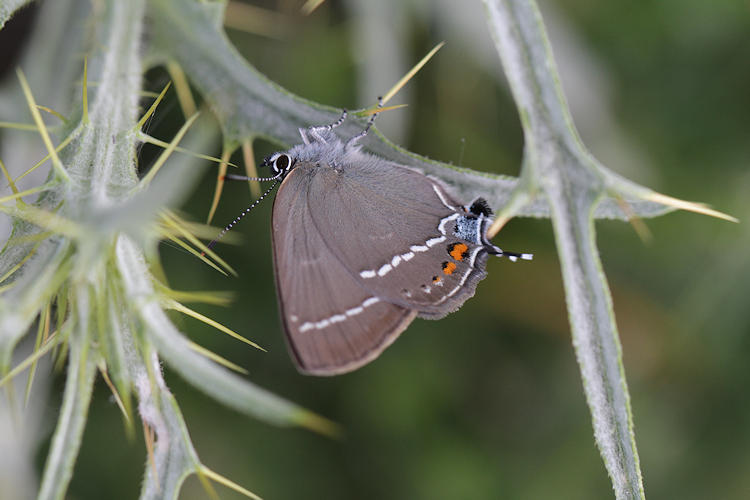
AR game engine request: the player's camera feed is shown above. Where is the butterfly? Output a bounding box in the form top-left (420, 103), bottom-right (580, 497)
top-left (214, 108), bottom-right (531, 375)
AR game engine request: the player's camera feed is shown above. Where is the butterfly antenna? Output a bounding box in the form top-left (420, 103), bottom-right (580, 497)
top-left (201, 180), bottom-right (280, 255)
top-left (315, 109), bottom-right (348, 133)
top-left (305, 109), bottom-right (348, 144)
top-left (224, 173), bottom-right (282, 182)
top-left (346, 96), bottom-right (383, 149)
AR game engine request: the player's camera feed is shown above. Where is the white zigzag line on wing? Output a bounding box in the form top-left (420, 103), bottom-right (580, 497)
top-left (432, 184), bottom-right (458, 210)
top-left (298, 297), bottom-right (381, 333)
top-left (358, 213), bottom-right (458, 279)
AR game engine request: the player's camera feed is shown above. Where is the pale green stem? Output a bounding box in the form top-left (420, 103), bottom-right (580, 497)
top-left (37, 301), bottom-right (97, 500)
top-left (481, 1), bottom-right (644, 498)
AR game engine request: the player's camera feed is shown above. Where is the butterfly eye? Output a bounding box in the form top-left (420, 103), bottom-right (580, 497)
top-left (272, 154), bottom-right (291, 174)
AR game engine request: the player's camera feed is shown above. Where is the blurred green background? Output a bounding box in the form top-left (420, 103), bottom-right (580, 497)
top-left (2, 1), bottom-right (749, 499)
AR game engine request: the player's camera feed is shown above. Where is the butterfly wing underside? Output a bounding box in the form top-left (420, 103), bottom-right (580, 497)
top-left (272, 166), bottom-right (417, 375)
top-left (305, 158), bottom-right (490, 319)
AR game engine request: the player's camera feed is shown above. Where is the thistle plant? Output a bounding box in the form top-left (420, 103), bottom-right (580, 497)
top-left (0, 1), bottom-right (735, 499)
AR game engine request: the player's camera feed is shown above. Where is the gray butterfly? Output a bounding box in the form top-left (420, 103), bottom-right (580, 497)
top-left (215, 109), bottom-right (531, 375)
top-left (237, 109), bottom-right (529, 375)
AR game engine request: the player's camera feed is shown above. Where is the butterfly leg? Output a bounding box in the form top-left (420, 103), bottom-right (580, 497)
top-left (306, 109), bottom-right (348, 144)
top-left (298, 127), bottom-right (311, 145)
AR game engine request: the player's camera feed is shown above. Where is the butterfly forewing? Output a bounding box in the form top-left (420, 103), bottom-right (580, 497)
top-left (272, 165), bottom-right (418, 375)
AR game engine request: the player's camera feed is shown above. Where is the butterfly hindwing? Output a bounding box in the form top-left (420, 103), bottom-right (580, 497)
top-left (303, 155), bottom-right (491, 318)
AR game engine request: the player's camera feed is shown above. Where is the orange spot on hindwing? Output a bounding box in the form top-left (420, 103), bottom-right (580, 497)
top-left (448, 243), bottom-right (469, 261)
top-left (442, 261), bottom-right (456, 275)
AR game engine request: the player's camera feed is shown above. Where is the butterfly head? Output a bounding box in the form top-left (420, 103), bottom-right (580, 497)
top-left (262, 152), bottom-right (296, 178)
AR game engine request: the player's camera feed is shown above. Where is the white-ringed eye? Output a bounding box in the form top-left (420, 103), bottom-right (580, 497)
top-left (272, 153), bottom-right (291, 174)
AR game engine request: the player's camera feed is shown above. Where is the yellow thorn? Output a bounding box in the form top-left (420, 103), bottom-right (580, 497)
top-left (241, 139), bottom-right (261, 199)
top-left (166, 299), bottom-right (266, 352)
top-left (0, 121), bottom-right (38, 131)
top-left (0, 158), bottom-right (19, 196)
top-left (136, 81), bottom-right (172, 131)
top-left (301, 0), bottom-right (326, 16)
top-left (140, 112), bottom-right (199, 186)
top-left (15, 127), bottom-right (78, 183)
top-left (52, 336), bottom-right (69, 372)
top-left (486, 187), bottom-right (533, 240)
top-left (0, 241), bottom-right (40, 285)
top-left (98, 363), bottom-right (131, 423)
top-left (159, 211), bottom-right (237, 276)
top-left (0, 203), bottom-right (82, 238)
top-left (382, 42), bottom-right (445, 105)
top-left (0, 333), bottom-right (57, 389)
top-left (0, 184), bottom-right (52, 204)
top-left (24, 303), bottom-right (50, 405)
top-left (615, 196), bottom-right (652, 243)
top-left (224, 1), bottom-right (287, 39)
top-left (160, 209), bottom-right (241, 244)
top-left (163, 233), bottom-right (229, 276)
top-left (206, 148), bottom-right (232, 224)
top-left (166, 62), bottom-right (196, 118)
top-left (487, 214), bottom-right (510, 240)
top-left (357, 104), bottom-right (408, 117)
top-left (291, 409), bottom-right (343, 439)
top-left (36, 105), bottom-right (67, 123)
top-left (156, 285), bottom-right (233, 306)
top-left (200, 466), bottom-right (263, 500)
top-left (187, 341), bottom-right (249, 375)
top-left (645, 191), bottom-right (738, 223)
top-left (143, 421), bottom-right (159, 490)
top-left (16, 69), bottom-right (70, 182)
top-left (138, 132), bottom-right (236, 167)
top-left (7, 231), bottom-right (55, 246)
